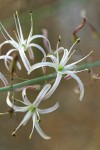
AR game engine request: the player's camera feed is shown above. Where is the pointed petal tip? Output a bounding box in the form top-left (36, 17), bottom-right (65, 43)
top-left (12, 130), bottom-right (16, 137)
top-left (45, 136), bottom-right (51, 140)
top-left (79, 97), bottom-right (83, 101)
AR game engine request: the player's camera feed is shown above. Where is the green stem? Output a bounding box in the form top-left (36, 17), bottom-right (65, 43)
top-left (0, 73), bottom-right (56, 92)
top-left (77, 60), bottom-right (100, 70)
top-left (0, 60), bottom-right (100, 92)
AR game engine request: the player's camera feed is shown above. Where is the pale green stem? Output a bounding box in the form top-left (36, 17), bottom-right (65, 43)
top-left (0, 60), bottom-right (100, 92)
top-left (0, 73), bottom-right (56, 92)
top-left (77, 60), bottom-right (100, 70)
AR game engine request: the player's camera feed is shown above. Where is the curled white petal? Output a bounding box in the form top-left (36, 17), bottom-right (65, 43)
top-left (67, 72), bottom-right (84, 101)
top-left (13, 111), bottom-right (32, 134)
top-left (18, 48), bottom-right (31, 72)
top-left (43, 73), bottom-right (62, 100)
top-left (29, 113), bottom-right (36, 139)
top-left (29, 62), bottom-right (55, 74)
top-left (38, 102), bottom-right (59, 114)
top-left (22, 88), bottom-right (32, 105)
top-left (6, 92), bottom-right (29, 112)
top-left (29, 43), bottom-right (46, 57)
top-left (27, 47), bottom-right (34, 60)
top-left (59, 49), bottom-right (69, 66)
top-left (5, 49), bottom-right (21, 70)
top-left (29, 35), bottom-right (51, 51)
top-left (34, 84), bottom-right (51, 106)
top-left (0, 41), bottom-right (10, 48)
top-left (35, 122), bottom-right (51, 140)
top-left (0, 72), bottom-right (8, 86)
top-left (66, 51), bottom-right (93, 69)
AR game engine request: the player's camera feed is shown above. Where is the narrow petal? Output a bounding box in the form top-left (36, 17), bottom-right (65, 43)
top-left (12, 111), bottom-right (32, 135)
top-left (34, 84), bottom-right (51, 106)
top-left (43, 54), bottom-right (57, 64)
top-left (68, 38), bottom-right (80, 55)
top-left (0, 55), bottom-right (13, 70)
top-left (41, 28), bottom-right (51, 52)
top-left (15, 12), bottom-right (24, 42)
top-left (14, 14), bottom-right (20, 42)
top-left (27, 47), bottom-right (34, 60)
top-left (57, 52), bottom-right (59, 66)
top-left (29, 43), bottom-right (46, 57)
top-left (38, 102), bottom-right (59, 114)
top-left (54, 46), bottom-right (65, 54)
top-left (0, 55), bottom-right (12, 60)
top-left (6, 92), bottom-right (13, 107)
top-left (13, 106), bottom-right (29, 112)
top-left (35, 122), bottom-right (51, 139)
top-left (6, 48), bottom-right (17, 56)
top-left (64, 74), bottom-right (71, 80)
top-left (27, 13), bottom-right (33, 47)
top-left (28, 62), bottom-right (55, 74)
top-left (22, 88), bottom-right (32, 105)
top-left (8, 40), bottom-right (19, 49)
top-left (64, 64), bottom-right (76, 71)
top-left (0, 41), bottom-right (10, 49)
top-left (18, 48), bottom-right (31, 72)
top-left (65, 68), bottom-right (88, 74)
top-left (29, 113), bottom-right (36, 139)
top-left (0, 23), bottom-right (15, 41)
top-left (0, 72), bottom-right (9, 86)
top-left (4, 49), bottom-right (21, 70)
top-left (6, 92), bottom-right (29, 112)
top-left (59, 49), bottom-right (69, 66)
top-left (29, 35), bottom-right (51, 51)
top-left (66, 72), bottom-right (84, 101)
top-left (43, 73), bottom-right (62, 100)
top-left (65, 51), bottom-right (93, 69)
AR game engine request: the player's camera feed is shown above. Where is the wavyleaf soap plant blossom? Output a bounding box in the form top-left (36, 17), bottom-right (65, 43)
top-left (0, 11), bottom-right (51, 72)
top-left (5, 84), bottom-right (59, 139)
top-left (28, 39), bottom-right (92, 101)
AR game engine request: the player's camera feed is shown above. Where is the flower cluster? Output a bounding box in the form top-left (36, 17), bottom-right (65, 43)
top-left (0, 12), bottom-right (92, 139)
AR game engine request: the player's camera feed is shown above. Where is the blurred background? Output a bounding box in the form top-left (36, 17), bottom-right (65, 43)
top-left (0, 0), bottom-right (100, 149)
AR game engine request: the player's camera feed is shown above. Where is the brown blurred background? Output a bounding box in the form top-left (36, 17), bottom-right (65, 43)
top-left (0, 0), bottom-right (100, 150)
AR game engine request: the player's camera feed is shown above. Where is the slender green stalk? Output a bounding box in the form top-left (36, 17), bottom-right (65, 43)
top-left (0, 60), bottom-right (100, 92)
top-left (77, 60), bottom-right (100, 70)
top-left (0, 73), bottom-right (56, 92)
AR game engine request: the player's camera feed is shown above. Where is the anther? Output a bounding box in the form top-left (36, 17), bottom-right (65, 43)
top-left (15, 11), bottom-right (18, 18)
top-left (12, 130), bottom-right (16, 137)
top-left (38, 119), bottom-right (41, 123)
top-left (88, 69), bottom-right (91, 73)
top-left (58, 35), bottom-right (61, 42)
top-left (30, 11), bottom-right (32, 15)
top-left (76, 38), bottom-right (80, 43)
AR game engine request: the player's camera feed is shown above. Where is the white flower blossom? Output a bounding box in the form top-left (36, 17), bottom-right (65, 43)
top-left (0, 11), bottom-right (51, 72)
top-left (6, 84), bottom-right (59, 139)
top-left (29, 39), bottom-right (92, 101)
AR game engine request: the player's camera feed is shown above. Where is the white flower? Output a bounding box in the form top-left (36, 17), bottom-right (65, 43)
top-left (29, 39), bottom-right (92, 101)
top-left (0, 11), bottom-right (51, 72)
top-left (6, 84), bottom-right (59, 139)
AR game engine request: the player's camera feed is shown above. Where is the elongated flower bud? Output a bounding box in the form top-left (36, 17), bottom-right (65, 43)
top-left (9, 53), bottom-right (19, 80)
